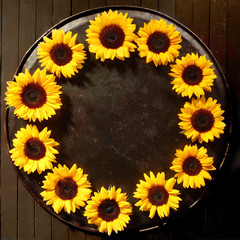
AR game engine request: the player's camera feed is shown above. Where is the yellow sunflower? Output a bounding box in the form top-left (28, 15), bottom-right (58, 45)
top-left (179, 96), bottom-right (226, 143)
top-left (136, 19), bottom-right (182, 66)
top-left (41, 164), bottom-right (92, 214)
top-left (37, 29), bottom-right (86, 78)
top-left (9, 124), bottom-right (59, 174)
top-left (86, 9), bottom-right (137, 61)
top-left (170, 145), bottom-right (216, 188)
top-left (170, 53), bottom-right (217, 98)
top-left (5, 68), bottom-right (62, 122)
top-left (134, 172), bottom-right (181, 219)
top-left (84, 186), bottom-right (132, 235)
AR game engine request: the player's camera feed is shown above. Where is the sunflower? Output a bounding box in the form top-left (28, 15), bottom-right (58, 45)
top-left (9, 124), bottom-right (59, 174)
top-left (86, 9), bottom-right (137, 61)
top-left (170, 145), bottom-right (216, 188)
top-left (84, 186), bottom-right (132, 235)
top-left (134, 172), bottom-right (181, 219)
top-left (136, 19), bottom-right (182, 66)
top-left (169, 53), bottom-right (217, 98)
top-left (5, 68), bottom-right (62, 122)
top-left (37, 29), bottom-right (86, 78)
top-left (41, 164), bottom-right (92, 214)
top-left (178, 96), bottom-right (226, 143)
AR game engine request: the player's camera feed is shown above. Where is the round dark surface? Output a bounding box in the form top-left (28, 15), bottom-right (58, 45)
top-left (5, 6), bottom-right (231, 233)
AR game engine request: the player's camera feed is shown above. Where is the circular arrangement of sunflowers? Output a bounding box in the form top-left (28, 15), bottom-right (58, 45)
top-left (5, 8), bottom-right (230, 235)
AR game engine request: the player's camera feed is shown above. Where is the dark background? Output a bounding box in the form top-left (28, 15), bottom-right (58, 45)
top-left (1, 0), bottom-right (240, 239)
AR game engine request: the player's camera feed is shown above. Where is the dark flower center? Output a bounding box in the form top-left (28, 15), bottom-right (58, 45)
top-left (55, 177), bottom-right (78, 200)
top-left (147, 31), bottom-right (170, 54)
top-left (182, 65), bottom-right (203, 85)
top-left (99, 24), bottom-right (125, 49)
top-left (182, 156), bottom-right (202, 176)
top-left (21, 83), bottom-right (47, 109)
top-left (98, 199), bottom-right (120, 222)
top-left (191, 109), bottom-right (214, 132)
top-left (50, 43), bottom-right (73, 66)
top-left (24, 138), bottom-right (46, 160)
top-left (148, 186), bottom-right (169, 206)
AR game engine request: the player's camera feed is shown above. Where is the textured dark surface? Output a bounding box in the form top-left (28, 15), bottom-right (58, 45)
top-left (1, 1), bottom-right (240, 240)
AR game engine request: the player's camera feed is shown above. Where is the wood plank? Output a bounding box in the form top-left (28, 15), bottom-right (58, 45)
top-left (175, 0), bottom-right (193, 29)
top-left (219, 2), bottom-right (240, 236)
top-left (204, 183), bottom-right (229, 238)
top-left (72, 0), bottom-right (89, 15)
top-left (53, 0), bottom-right (71, 25)
top-left (85, 233), bottom-right (103, 240)
top-left (166, 218), bottom-right (188, 240)
top-left (18, 3), bottom-right (36, 239)
top-left (226, 0), bottom-right (240, 96)
top-left (209, 0), bottom-right (227, 74)
top-left (17, 3), bottom-right (36, 240)
top-left (0, 1), bottom-right (1, 169)
top-left (52, 217), bottom-right (69, 240)
top-left (35, 204), bottom-right (52, 240)
top-left (158, 0), bottom-right (176, 18)
top-left (19, 0), bottom-right (36, 59)
top-left (0, 0), bottom-right (1, 235)
top-left (1, 0), bottom-right (19, 239)
top-left (217, 179), bottom-right (240, 238)
top-left (36, 0), bottom-right (53, 39)
top-left (35, 1), bottom-right (54, 240)
top-left (185, 203), bottom-right (207, 239)
top-left (69, 227), bottom-right (86, 240)
top-left (141, 0), bottom-right (158, 11)
top-left (150, 231), bottom-right (170, 240)
top-left (192, 0), bottom-right (210, 46)
top-left (107, 0), bottom-right (141, 6)
top-left (0, 0), bottom-right (1, 79)
top-left (90, 0), bottom-right (107, 9)
top-left (18, 185), bottom-right (35, 240)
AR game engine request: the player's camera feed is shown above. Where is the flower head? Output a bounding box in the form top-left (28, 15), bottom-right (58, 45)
top-left (5, 68), bottom-right (62, 122)
top-left (170, 53), bottom-right (217, 98)
top-left (41, 164), bottom-right (92, 214)
top-left (170, 145), bottom-right (216, 188)
top-left (38, 29), bottom-right (86, 78)
top-left (136, 19), bottom-right (182, 66)
top-left (10, 124), bottom-right (59, 174)
top-left (84, 186), bottom-right (132, 235)
top-left (86, 9), bottom-right (137, 61)
top-left (134, 172), bottom-right (181, 219)
top-left (178, 96), bottom-right (226, 143)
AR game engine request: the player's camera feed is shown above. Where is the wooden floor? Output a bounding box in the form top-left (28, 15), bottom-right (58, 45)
top-left (1, 0), bottom-right (240, 239)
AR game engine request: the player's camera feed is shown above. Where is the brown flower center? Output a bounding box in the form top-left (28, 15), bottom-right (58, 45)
top-left (191, 109), bottom-right (214, 132)
top-left (21, 83), bottom-right (47, 109)
top-left (98, 199), bottom-right (120, 222)
top-left (182, 156), bottom-right (202, 176)
top-left (147, 31), bottom-right (170, 54)
top-left (182, 65), bottom-right (203, 85)
top-left (55, 177), bottom-right (78, 200)
top-left (148, 186), bottom-right (169, 206)
top-left (50, 43), bottom-right (73, 66)
top-left (99, 24), bottom-right (125, 49)
top-left (24, 138), bottom-right (46, 160)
